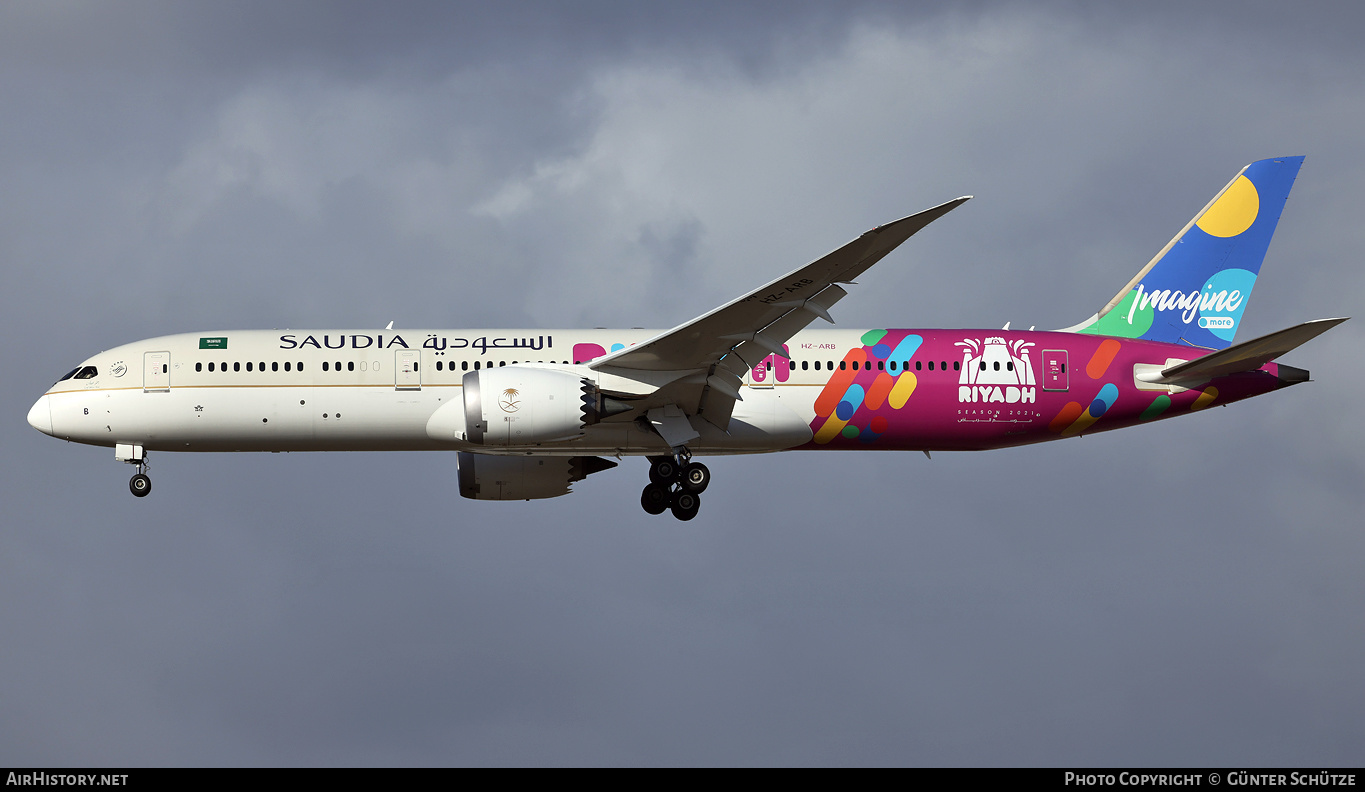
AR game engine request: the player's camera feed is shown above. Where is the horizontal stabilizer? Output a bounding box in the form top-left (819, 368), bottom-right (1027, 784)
top-left (1150, 317), bottom-right (1347, 384)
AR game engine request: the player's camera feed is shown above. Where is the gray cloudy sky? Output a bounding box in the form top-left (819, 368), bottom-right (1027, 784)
top-left (2, 1), bottom-right (1362, 766)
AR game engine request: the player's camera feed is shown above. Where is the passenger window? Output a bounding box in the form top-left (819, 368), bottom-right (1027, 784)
top-left (234, 362), bottom-right (240, 372)
top-left (915, 361), bottom-right (922, 371)
top-left (323, 362), bottom-right (329, 371)
top-left (993, 361), bottom-right (1000, 371)
top-left (436, 361), bottom-right (443, 371)
top-left (284, 362), bottom-right (291, 372)
top-left (348, 361), bottom-right (354, 372)
top-left (878, 361), bottom-right (884, 371)
top-left (208, 362), bottom-right (215, 372)
top-left (247, 362), bottom-right (253, 372)
top-left (941, 361), bottom-right (947, 371)
top-left (979, 361), bottom-right (986, 371)
top-left (954, 361), bottom-right (960, 371)
top-left (1061, 363), bottom-right (1066, 373)
top-left (297, 362), bottom-right (303, 372)
top-left (462, 361), bottom-right (469, 371)
top-left (1007, 362), bottom-right (1013, 371)
top-left (928, 361), bottom-right (934, 371)
top-left (801, 361), bottom-right (808, 371)
top-left (499, 361), bottom-right (506, 367)
top-left (259, 362), bottom-right (265, 372)
top-left (839, 361), bottom-right (846, 370)
top-left (474, 361), bottom-right (481, 370)
top-left (272, 362), bottom-right (279, 372)
top-left (195, 363), bottom-right (202, 372)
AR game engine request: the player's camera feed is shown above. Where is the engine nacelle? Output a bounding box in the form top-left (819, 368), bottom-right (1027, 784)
top-left (460, 366), bottom-right (630, 447)
top-left (457, 452), bottom-right (617, 500)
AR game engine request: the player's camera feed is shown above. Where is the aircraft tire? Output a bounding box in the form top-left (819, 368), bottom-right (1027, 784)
top-left (129, 473), bottom-right (151, 498)
top-left (681, 462), bottom-right (710, 494)
top-left (641, 483), bottom-right (670, 515)
top-left (670, 491), bottom-right (700, 521)
top-left (649, 458), bottom-right (679, 485)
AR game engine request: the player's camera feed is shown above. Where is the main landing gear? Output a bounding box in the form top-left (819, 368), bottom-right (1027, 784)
top-left (640, 450), bottom-right (710, 521)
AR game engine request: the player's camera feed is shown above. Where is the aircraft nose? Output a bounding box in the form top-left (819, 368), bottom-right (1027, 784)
top-left (27, 394), bottom-right (53, 436)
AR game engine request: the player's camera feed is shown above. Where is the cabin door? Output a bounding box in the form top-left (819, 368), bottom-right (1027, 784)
top-left (143, 351), bottom-right (170, 392)
top-left (395, 349), bottom-right (421, 390)
top-left (747, 355), bottom-right (776, 389)
top-left (1042, 349), bottom-right (1068, 392)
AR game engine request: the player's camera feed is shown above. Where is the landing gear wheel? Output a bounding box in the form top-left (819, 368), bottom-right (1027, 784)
top-left (640, 483), bottom-right (671, 515)
top-left (649, 458), bottom-right (679, 485)
top-left (681, 462), bottom-right (710, 494)
top-left (670, 491), bottom-right (701, 521)
top-left (129, 473), bottom-right (151, 498)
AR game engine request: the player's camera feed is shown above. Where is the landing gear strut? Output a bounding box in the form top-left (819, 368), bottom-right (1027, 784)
top-left (640, 449), bottom-right (709, 520)
top-left (119, 445), bottom-right (151, 498)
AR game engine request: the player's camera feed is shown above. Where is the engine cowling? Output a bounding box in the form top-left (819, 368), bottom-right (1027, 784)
top-left (460, 366), bottom-right (630, 447)
top-left (457, 452), bottom-right (618, 500)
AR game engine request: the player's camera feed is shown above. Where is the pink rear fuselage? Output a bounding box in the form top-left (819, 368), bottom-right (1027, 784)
top-left (785, 329), bottom-right (1289, 452)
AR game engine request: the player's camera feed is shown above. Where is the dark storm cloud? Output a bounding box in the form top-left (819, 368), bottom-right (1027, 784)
top-left (2, 1), bottom-right (1363, 766)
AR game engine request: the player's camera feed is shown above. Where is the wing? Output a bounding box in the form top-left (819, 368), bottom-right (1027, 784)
top-left (589, 197), bottom-right (971, 431)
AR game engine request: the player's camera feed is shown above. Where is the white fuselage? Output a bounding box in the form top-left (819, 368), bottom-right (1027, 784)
top-left (29, 328), bottom-right (853, 457)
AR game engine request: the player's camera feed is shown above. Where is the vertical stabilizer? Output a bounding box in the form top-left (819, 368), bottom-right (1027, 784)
top-left (1063, 156), bottom-right (1304, 350)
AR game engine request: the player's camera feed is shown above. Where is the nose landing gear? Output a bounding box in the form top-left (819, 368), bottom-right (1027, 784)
top-left (117, 444), bottom-right (151, 498)
top-left (640, 451), bottom-right (709, 520)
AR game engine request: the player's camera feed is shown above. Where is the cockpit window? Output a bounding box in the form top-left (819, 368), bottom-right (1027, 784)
top-left (56, 367), bottom-right (81, 383)
top-left (74, 366), bottom-right (98, 379)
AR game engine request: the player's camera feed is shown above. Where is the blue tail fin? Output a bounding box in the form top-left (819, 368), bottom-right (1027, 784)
top-left (1067, 156), bottom-right (1304, 350)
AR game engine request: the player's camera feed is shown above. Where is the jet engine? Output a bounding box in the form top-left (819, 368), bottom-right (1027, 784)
top-left (457, 452), bottom-right (618, 500)
top-left (461, 367), bottom-right (631, 447)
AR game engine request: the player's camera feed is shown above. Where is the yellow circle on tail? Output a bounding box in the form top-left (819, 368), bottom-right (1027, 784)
top-left (1196, 175), bottom-right (1259, 237)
